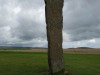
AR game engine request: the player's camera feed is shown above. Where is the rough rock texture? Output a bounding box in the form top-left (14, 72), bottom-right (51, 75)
top-left (44, 0), bottom-right (64, 74)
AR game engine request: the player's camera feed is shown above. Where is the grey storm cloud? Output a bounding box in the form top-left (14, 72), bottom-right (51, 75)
top-left (12, 16), bottom-right (46, 41)
top-left (0, 0), bottom-right (46, 46)
top-left (17, 0), bottom-right (44, 9)
top-left (0, 0), bottom-right (100, 48)
top-left (14, 0), bottom-right (46, 41)
top-left (63, 0), bottom-right (100, 41)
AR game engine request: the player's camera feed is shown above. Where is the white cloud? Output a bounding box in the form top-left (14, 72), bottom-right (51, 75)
top-left (88, 39), bottom-right (96, 43)
top-left (13, 6), bottom-right (21, 15)
top-left (63, 31), bottom-right (71, 42)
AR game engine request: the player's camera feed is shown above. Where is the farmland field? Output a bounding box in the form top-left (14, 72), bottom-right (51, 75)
top-left (0, 49), bottom-right (100, 75)
top-left (0, 48), bottom-right (100, 54)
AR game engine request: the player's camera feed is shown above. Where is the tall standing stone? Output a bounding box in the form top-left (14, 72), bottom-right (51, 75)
top-left (44, 0), bottom-right (64, 74)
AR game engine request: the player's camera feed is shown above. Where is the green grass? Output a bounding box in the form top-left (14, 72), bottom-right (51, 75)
top-left (64, 54), bottom-right (100, 75)
top-left (0, 52), bottom-right (100, 75)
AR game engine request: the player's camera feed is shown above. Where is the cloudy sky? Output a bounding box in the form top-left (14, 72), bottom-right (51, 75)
top-left (0, 0), bottom-right (100, 48)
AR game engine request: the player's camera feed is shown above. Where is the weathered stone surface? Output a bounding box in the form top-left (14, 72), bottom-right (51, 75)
top-left (44, 0), bottom-right (64, 74)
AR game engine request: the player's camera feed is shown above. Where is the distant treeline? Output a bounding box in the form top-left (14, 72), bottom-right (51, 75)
top-left (0, 47), bottom-right (47, 50)
top-left (0, 47), bottom-right (32, 50)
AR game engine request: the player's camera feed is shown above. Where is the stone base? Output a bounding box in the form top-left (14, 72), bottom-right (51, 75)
top-left (42, 69), bottom-right (68, 75)
top-left (48, 69), bottom-right (68, 75)
top-left (53, 69), bottom-right (64, 75)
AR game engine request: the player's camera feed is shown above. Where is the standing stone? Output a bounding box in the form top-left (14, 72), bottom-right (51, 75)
top-left (44, 0), bottom-right (64, 74)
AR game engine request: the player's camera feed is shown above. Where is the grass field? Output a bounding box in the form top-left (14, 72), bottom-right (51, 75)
top-left (0, 52), bottom-right (100, 75)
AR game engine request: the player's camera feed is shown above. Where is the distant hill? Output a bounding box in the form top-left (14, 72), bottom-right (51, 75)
top-left (68, 47), bottom-right (93, 49)
top-left (77, 47), bottom-right (93, 49)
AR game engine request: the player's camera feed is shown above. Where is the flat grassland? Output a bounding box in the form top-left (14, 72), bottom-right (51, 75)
top-left (0, 48), bottom-right (100, 75)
